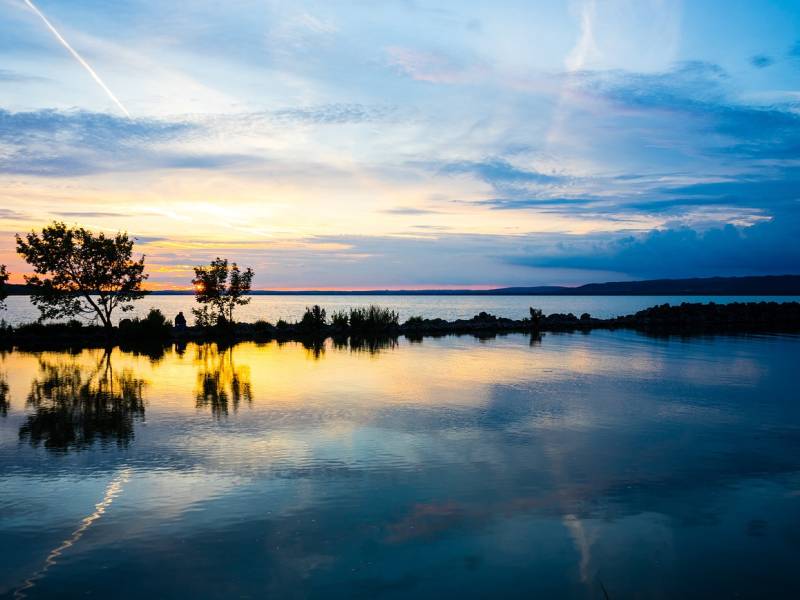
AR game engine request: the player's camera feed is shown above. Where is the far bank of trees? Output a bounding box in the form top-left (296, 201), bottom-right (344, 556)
top-left (0, 221), bottom-right (255, 329)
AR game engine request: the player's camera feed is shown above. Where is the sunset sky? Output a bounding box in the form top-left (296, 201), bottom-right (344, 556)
top-left (1, 0), bottom-right (799, 289)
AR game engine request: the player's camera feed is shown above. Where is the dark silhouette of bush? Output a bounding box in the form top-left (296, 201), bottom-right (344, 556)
top-left (119, 308), bottom-right (172, 341)
top-left (529, 307), bottom-right (543, 327)
top-left (404, 315), bottom-right (424, 326)
top-left (472, 311), bottom-right (498, 322)
top-left (276, 319), bottom-right (290, 330)
top-left (253, 319), bottom-right (272, 333)
top-left (330, 310), bottom-right (349, 328)
top-left (580, 312), bottom-right (591, 321)
top-left (300, 305), bottom-right (327, 333)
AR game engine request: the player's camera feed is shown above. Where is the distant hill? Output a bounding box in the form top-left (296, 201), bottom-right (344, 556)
top-left (492, 275), bottom-right (800, 296)
top-left (4, 274), bottom-right (800, 296)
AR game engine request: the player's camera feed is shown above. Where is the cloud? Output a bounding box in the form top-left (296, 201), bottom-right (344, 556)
top-left (386, 46), bottom-right (480, 84)
top-left (0, 108), bottom-right (190, 147)
top-left (382, 207), bottom-right (441, 215)
top-left (268, 103), bottom-right (397, 126)
top-left (437, 159), bottom-right (566, 199)
top-left (54, 211), bottom-right (133, 218)
top-left (0, 208), bottom-right (30, 220)
top-left (508, 218), bottom-right (800, 278)
top-left (750, 54), bottom-right (774, 69)
top-left (0, 68), bottom-right (47, 82)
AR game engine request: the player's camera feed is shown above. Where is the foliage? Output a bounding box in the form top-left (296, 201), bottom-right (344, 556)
top-left (118, 308), bottom-right (172, 340)
top-left (404, 315), bottom-right (424, 325)
top-left (300, 305), bottom-right (327, 332)
top-left (191, 257), bottom-right (253, 326)
top-left (473, 311), bottom-right (497, 322)
top-left (0, 264), bottom-right (8, 310)
top-left (529, 307), bottom-right (543, 326)
top-left (15, 222), bottom-right (147, 328)
top-left (348, 305), bottom-right (399, 333)
top-left (330, 310), bottom-right (349, 328)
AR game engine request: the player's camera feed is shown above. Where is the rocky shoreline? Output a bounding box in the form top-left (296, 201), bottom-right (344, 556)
top-left (2, 301), bottom-right (799, 352)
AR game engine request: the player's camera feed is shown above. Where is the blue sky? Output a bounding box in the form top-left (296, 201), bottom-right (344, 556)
top-left (1, 0), bottom-right (799, 288)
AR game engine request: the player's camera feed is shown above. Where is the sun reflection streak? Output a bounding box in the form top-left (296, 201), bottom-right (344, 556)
top-left (14, 467), bottom-right (132, 600)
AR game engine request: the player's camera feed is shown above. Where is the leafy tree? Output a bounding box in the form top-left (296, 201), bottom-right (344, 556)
top-left (0, 264), bottom-right (8, 310)
top-left (15, 222), bottom-right (147, 329)
top-left (191, 257), bottom-right (253, 326)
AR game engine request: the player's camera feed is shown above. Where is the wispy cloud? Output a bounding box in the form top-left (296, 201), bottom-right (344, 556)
top-left (750, 54), bottom-right (774, 69)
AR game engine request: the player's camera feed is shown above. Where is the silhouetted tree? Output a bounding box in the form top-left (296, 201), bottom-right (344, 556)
top-left (15, 222), bottom-right (147, 329)
top-left (191, 257), bottom-right (253, 326)
top-left (0, 264), bottom-right (8, 310)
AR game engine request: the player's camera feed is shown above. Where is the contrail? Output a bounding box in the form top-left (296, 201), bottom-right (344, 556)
top-left (23, 0), bottom-right (131, 118)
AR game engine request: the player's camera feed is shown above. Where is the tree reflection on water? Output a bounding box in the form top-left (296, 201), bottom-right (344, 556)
top-left (19, 351), bottom-right (146, 451)
top-left (0, 370), bottom-right (8, 417)
top-left (195, 344), bottom-right (252, 418)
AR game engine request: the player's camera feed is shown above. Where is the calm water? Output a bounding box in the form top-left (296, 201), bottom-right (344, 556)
top-left (1, 331), bottom-right (799, 598)
top-left (3, 294), bottom-right (800, 326)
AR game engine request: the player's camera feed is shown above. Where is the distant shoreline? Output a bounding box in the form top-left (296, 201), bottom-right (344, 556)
top-left (5, 274), bottom-right (800, 296)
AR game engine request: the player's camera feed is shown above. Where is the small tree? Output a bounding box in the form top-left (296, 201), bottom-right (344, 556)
top-left (192, 257), bottom-right (253, 326)
top-left (16, 222), bottom-right (147, 328)
top-left (0, 265), bottom-right (8, 310)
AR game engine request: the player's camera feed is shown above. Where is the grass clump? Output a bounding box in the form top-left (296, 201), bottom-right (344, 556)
top-left (349, 305), bottom-right (399, 333)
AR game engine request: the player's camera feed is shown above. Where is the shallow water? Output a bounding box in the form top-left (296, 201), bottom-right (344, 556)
top-left (1, 331), bottom-right (799, 598)
top-left (3, 293), bottom-right (799, 326)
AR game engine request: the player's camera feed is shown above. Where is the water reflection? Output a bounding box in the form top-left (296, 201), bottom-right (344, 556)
top-left (0, 332), bottom-right (798, 598)
top-left (19, 351), bottom-right (146, 451)
top-left (13, 467), bottom-right (132, 600)
top-left (194, 344), bottom-right (252, 418)
top-left (0, 369), bottom-right (8, 417)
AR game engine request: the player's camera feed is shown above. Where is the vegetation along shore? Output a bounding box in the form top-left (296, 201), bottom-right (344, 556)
top-left (1, 222), bottom-right (799, 352)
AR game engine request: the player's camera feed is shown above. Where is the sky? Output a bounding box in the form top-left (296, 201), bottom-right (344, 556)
top-left (1, 0), bottom-right (799, 289)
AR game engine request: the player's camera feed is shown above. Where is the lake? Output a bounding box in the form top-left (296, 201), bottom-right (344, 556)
top-left (3, 294), bottom-right (800, 326)
top-left (1, 330), bottom-right (799, 598)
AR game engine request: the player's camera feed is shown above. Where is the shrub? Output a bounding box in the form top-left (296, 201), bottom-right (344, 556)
top-left (119, 308), bottom-right (172, 340)
top-left (330, 310), bottom-right (349, 328)
top-left (300, 305), bottom-right (327, 332)
top-left (473, 311), bottom-right (497, 322)
top-left (276, 319), bottom-right (290, 330)
top-left (404, 315), bottom-right (424, 326)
